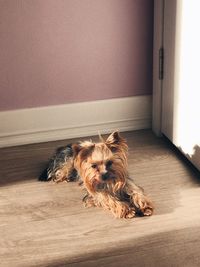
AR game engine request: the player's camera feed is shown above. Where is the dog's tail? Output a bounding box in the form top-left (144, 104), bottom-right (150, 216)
top-left (38, 167), bottom-right (49, 182)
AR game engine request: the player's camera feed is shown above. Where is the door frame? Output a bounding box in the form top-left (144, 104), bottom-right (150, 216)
top-left (152, 0), bottom-right (165, 136)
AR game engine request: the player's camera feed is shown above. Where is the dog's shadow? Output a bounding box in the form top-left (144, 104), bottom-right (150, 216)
top-left (128, 139), bottom-right (200, 216)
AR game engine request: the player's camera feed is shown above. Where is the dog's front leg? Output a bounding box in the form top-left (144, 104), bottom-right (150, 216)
top-left (82, 193), bottom-right (97, 208)
top-left (99, 195), bottom-right (136, 219)
top-left (126, 181), bottom-right (154, 216)
top-left (131, 192), bottom-right (154, 216)
top-left (109, 199), bottom-right (136, 219)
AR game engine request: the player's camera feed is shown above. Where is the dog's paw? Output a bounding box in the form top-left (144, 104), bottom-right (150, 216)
top-left (125, 208), bottom-right (136, 219)
top-left (55, 170), bottom-right (65, 180)
top-left (143, 207), bottom-right (154, 216)
top-left (132, 193), bottom-right (154, 216)
top-left (83, 195), bottom-right (96, 208)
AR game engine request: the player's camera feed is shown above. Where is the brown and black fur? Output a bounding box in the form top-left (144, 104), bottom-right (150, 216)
top-left (39, 132), bottom-right (154, 219)
top-left (39, 144), bottom-right (79, 183)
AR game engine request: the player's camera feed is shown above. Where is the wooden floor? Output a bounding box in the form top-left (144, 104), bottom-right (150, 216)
top-left (0, 130), bottom-right (200, 267)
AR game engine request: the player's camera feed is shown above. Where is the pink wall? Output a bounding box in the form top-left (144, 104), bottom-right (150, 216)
top-left (0, 0), bottom-right (153, 111)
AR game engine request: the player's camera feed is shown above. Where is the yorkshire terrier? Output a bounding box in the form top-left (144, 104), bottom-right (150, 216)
top-left (39, 132), bottom-right (154, 219)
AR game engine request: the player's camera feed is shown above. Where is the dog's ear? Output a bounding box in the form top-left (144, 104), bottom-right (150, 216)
top-left (105, 131), bottom-right (123, 146)
top-left (105, 131), bottom-right (127, 152)
top-left (72, 143), bottom-right (95, 159)
top-left (72, 144), bottom-right (82, 157)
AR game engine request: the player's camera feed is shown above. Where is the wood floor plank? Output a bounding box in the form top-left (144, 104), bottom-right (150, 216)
top-left (0, 130), bottom-right (200, 267)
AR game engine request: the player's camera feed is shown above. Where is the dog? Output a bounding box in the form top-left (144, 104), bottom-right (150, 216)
top-left (39, 131), bottom-right (154, 219)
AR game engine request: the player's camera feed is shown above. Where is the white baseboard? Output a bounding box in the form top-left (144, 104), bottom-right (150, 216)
top-left (0, 95), bottom-right (152, 147)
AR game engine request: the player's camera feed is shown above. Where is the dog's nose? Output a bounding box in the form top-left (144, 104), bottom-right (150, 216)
top-left (101, 172), bottom-right (110, 180)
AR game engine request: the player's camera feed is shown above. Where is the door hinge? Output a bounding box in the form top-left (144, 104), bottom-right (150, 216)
top-left (159, 47), bottom-right (164, 80)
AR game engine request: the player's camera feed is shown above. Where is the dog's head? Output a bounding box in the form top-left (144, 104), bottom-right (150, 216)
top-left (73, 131), bottom-right (128, 194)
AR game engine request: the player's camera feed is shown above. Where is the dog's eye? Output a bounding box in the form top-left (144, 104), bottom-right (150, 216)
top-left (106, 160), bottom-right (113, 168)
top-left (91, 163), bottom-right (97, 169)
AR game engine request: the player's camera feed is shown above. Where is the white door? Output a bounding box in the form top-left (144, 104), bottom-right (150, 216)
top-left (156, 0), bottom-right (200, 170)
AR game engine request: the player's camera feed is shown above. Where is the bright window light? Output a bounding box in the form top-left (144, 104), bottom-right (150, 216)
top-left (173, 0), bottom-right (200, 156)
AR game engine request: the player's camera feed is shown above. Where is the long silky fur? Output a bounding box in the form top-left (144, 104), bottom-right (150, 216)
top-left (39, 131), bottom-right (154, 218)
